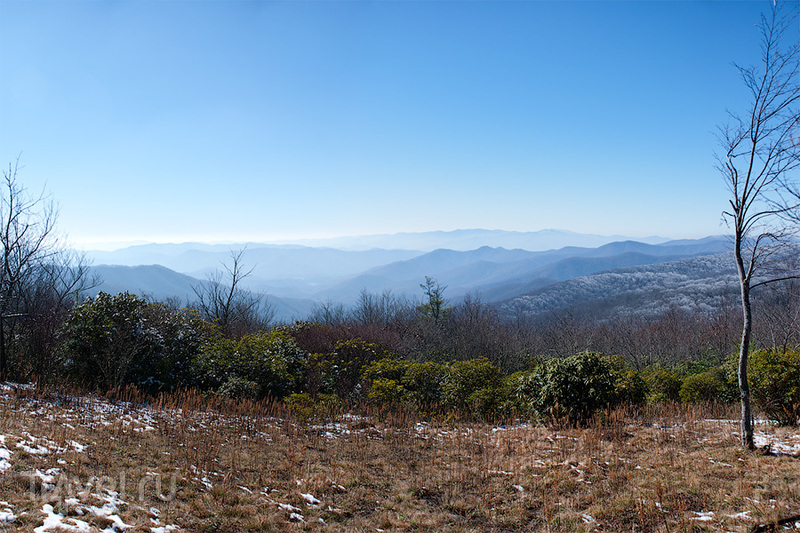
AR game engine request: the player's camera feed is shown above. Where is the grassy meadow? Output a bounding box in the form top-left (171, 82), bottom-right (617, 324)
top-left (1, 384), bottom-right (799, 532)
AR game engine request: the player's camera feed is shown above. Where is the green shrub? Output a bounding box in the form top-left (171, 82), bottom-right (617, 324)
top-left (361, 357), bottom-right (504, 415)
top-left (217, 376), bottom-right (260, 400)
top-left (440, 357), bottom-right (503, 412)
top-left (505, 370), bottom-right (538, 416)
top-left (441, 357), bottom-right (506, 417)
top-left (466, 385), bottom-right (507, 418)
top-left (362, 357), bottom-right (411, 383)
top-left (285, 392), bottom-right (341, 422)
top-left (285, 392), bottom-right (315, 420)
top-left (679, 368), bottom-right (735, 404)
top-left (367, 378), bottom-right (407, 404)
top-left (361, 358), bottom-right (447, 408)
top-left (643, 368), bottom-right (682, 404)
top-left (141, 304), bottom-right (213, 389)
top-left (192, 331), bottom-right (306, 399)
top-left (402, 361), bottom-right (447, 407)
top-left (674, 358), bottom-right (721, 378)
top-left (363, 358), bottom-right (411, 404)
top-left (61, 292), bottom-right (153, 390)
top-left (603, 355), bottom-right (646, 406)
top-left (525, 352), bottom-right (620, 424)
top-left (306, 338), bottom-right (392, 399)
top-left (615, 370), bottom-right (647, 406)
top-left (61, 292), bottom-right (212, 391)
top-left (749, 347), bottom-right (800, 426)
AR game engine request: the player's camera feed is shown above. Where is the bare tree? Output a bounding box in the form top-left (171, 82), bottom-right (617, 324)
top-left (351, 289), bottom-right (412, 328)
top-left (17, 248), bottom-right (98, 377)
top-left (309, 298), bottom-right (347, 326)
top-left (0, 158), bottom-right (59, 379)
top-left (447, 293), bottom-right (527, 371)
top-left (716, 4), bottom-right (800, 448)
top-left (191, 248), bottom-right (274, 337)
top-left (753, 279), bottom-right (800, 353)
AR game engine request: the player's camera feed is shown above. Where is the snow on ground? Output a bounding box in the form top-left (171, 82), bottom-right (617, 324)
top-left (754, 431), bottom-right (800, 456)
top-left (1, 385), bottom-right (182, 532)
top-left (0, 500), bottom-right (15, 523)
top-left (0, 441), bottom-right (11, 473)
top-left (3, 381), bottom-right (800, 531)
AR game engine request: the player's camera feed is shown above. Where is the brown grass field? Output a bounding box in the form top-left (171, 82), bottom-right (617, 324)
top-left (1, 383), bottom-right (799, 532)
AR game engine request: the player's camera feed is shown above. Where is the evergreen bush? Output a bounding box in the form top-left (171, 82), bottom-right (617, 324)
top-left (525, 352), bottom-right (620, 424)
top-left (678, 368), bottom-right (735, 404)
top-left (192, 331), bottom-right (306, 399)
top-left (749, 347), bottom-right (800, 426)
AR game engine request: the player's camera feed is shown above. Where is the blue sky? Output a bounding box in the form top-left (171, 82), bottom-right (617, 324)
top-left (0, 0), bottom-right (791, 249)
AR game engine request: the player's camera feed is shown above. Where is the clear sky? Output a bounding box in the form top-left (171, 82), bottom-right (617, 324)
top-left (0, 0), bottom-right (793, 249)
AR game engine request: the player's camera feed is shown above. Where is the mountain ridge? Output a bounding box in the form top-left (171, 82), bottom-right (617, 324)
top-left (85, 234), bottom-right (733, 322)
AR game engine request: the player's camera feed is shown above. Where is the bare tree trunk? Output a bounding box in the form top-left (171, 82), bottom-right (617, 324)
top-left (737, 270), bottom-right (754, 449)
top-left (0, 320), bottom-right (5, 380)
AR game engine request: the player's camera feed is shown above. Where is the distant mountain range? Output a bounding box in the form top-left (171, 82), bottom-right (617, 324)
top-left (314, 237), bottom-right (730, 303)
top-left (263, 228), bottom-right (670, 251)
top-left (87, 244), bottom-right (421, 283)
top-left (83, 230), bottom-right (734, 322)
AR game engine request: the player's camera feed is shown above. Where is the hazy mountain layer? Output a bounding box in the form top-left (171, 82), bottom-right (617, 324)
top-left (266, 228), bottom-right (670, 251)
top-left (88, 265), bottom-right (316, 321)
top-left (315, 238), bottom-right (730, 302)
top-left (87, 244), bottom-right (422, 283)
top-left (86, 234), bottom-right (733, 323)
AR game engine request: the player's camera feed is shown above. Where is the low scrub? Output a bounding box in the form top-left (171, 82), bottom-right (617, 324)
top-left (679, 367), bottom-right (737, 404)
top-left (515, 352), bottom-right (625, 424)
top-left (60, 292), bottom-right (211, 391)
top-left (193, 331), bottom-right (306, 399)
top-left (749, 347), bottom-right (800, 426)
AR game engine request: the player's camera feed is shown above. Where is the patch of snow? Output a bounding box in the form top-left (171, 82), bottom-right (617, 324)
top-left (35, 503), bottom-right (92, 533)
top-left (98, 512), bottom-right (132, 531)
top-left (0, 445), bottom-right (11, 472)
top-left (709, 458), bottom-right (733, 467)
top-left (300, 493), bottom-right (321, 506)
top-left (1, 381), bottom-right (34, 391)
top-left (691, 511), bottom-right (715, 521)
top-left (277, 502), bottom-right (301, 513)
top-left (0, 507), bottom-right (15, 523)
top-left (17, 440), bottom-right (50, 455)
top-left (34, 469), bottom-right (57, 490)
top-left (753, 432), bottom-right (800, 456)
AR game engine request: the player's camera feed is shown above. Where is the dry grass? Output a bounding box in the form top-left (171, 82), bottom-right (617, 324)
top-left (1, 385), bottom-right (799, 532)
